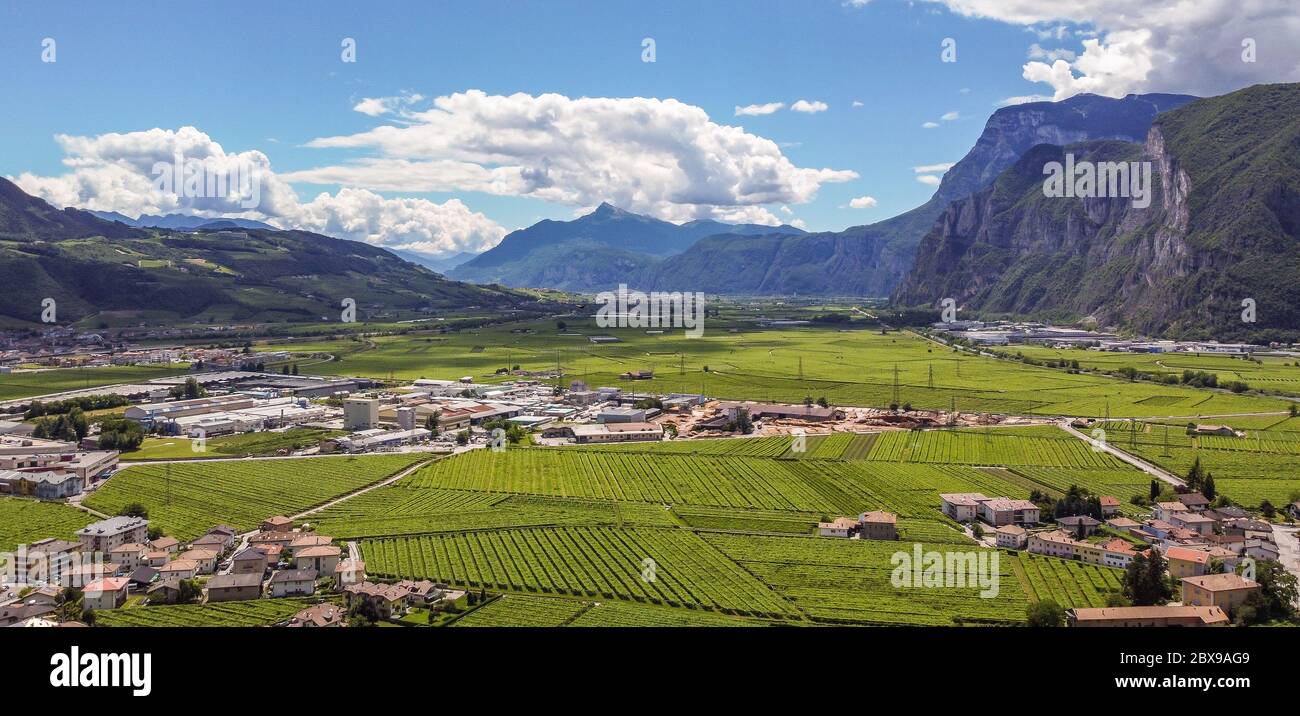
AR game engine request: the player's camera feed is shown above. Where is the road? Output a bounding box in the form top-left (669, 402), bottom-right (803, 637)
top-left (1058, 421), bottom-right (1185, 488)
top-left (1272, 525), bottom-right (1300, 602)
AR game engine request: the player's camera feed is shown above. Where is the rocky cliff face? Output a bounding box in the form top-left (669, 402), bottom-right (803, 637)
top-left (894, 83), bottom-right (1300, 341)
top-left (643, 92), bottom-right (1194, 297)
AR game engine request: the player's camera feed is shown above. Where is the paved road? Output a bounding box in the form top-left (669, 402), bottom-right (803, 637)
top-left (1272, 525), bottom-right (1300, 602)
top-left (1058, 421), bottom-right (1185, 488)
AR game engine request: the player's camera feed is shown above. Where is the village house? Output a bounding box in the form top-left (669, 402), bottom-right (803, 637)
top-left (1192, 424), bottom-right (1238, 437)
top-left (1056, 515), bottom-right (1102, 537)
top-left (1105, 517), bottom-right (1141, 533)
top-left (1067, 605), bottom-right (1229, 627)
top-left (150, 536), bottom-right (180, 554)
top-left (109, 543), bottom-right (150, 572)
top-left (1181, 573), bottom-right (1260, 612)
top-left (189, 533), bottom-right (229, 556)
top-left (1098, 496), bottom-right (1121, 517)
top-left (178, 548), bottom-right (218, 575)
top-left (127, 566), bottom-right (158, 591)
top-left (1243, 539), bottom-right (1280, 562)
top-left (394, 579), bottom-right (441, 605)
top-left (817, 517), bottom-right (858, 538)
top-left (144, 550), bottom-right (170, 568)
top-left (261, 515), bottom-right (293, 533)
top-left (295, 545), bottom-right (342, 575)
top-left (939, 493), bottom-right (987, 523)
top-left (978, 497), bottom-right (1040, 527)
top-left (1028, 530), bottom-right (1079, 559)
top-left (206, 572), bottom-right (264, 602)
top-left (268, 569), bottom-right (317, 598)
top-left (231, 547), bottom-right (269, 575)
top-left (285, 602), bottom-right (346, 627)
top-left (335, 559), bottom-right (366, 588)
top-left (858, 510), bottom-right (898, 541)
top-left (1168, 511), bottom-right (1216, 536)
top-left (289, 534), bottom-right (333, 556)
top-left (82, 577), bottom-right (130, 611)
top-left (1175, 492), bottom-right (1212, 511)
top-left (1165, 547), bottom-right (1211, 578)
top-left (203, 525), bottom-right (239, 551)
top-left (157, 559), bottom-right (198, 581)
top-left (1152, 502), bottom-right (1188, 522)
top-left (249, 531), bottom-right (298, 550)
top-left (76, 516), bottom-right (149, 553)
top-left (343, 581), bottom-right (409, 619)
top-left (995, 524), bottom-right (1027, 550)
top-left (147, 578), bottom-right (184, 604)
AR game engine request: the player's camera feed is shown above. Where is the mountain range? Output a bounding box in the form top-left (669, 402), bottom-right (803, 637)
top-left (449, 202), bottom-right (806, 290)
top-left (0, 178), bottom-right (536, 326)
top-left (896, 83), bottom-right (1300, 340)
top-left (87, 210), bottom-right (280, 232)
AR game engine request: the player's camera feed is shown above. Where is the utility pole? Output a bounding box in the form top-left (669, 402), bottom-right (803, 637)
top-left (928, 364), bottom-right (934, 390)
top-left (892, 364), bottom-right (900, 407)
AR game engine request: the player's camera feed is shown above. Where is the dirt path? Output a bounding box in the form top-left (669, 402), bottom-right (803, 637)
top-left (1058, 421), bottom-right (1185, 488)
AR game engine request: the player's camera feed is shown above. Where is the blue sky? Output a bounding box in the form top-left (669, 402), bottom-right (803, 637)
top-left (1, 0), bottom-right (1293, 256)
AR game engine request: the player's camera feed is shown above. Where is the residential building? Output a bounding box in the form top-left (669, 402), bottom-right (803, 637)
top-left (817, 517), bottom-right (858, 538)
top-left (995, 525), bottom-right (1027, 549)
top-left (335, 559), bottom-right (366, 588)
top-left (1067, 606), bottom-right (1229, 627)
top-left (1176, 492), bottom-right (1212, 511)
top-left (76, 516), bottom-right (148, 553)
top-left (157, 559), bottom-right (198, 581)
top-left (232, 547), bottom-right (268, 575)
top-left (939, 493), bottom-right (987, 523)
top-left (1168, 511), bottom-right (1216, 536)
top-left (285, 602), bottom-right (346, 627)
top-left (206, 572), bottom-right (264, 602)
top-left (109, 543), bottom-right (150, 572)
top-left (1028, 530), bottom-right (1080, 559)
top-left (269, 569), bottom-right (318, 598)
top-left (343, 581), bottom-right (409, 619)
top-left (82, 577), bottom-right (130, 611)
top-left (1165, 547), bottom-right (1211, 578)
top-left (394, 579), bottom-right (441, 605)
top-left (978, 497), bottom-right (1040, 527)
top-left (1181, 573), bottom-right (1260, 612)
top-left (1056, 515), bottom-right (1101, 537)
top-left (261, 515), bottom-right (293, 533)
top-left (1153, 502), bottom-right (1189, 522)
top-left (858, 510), bottom-right (898, 541)
top-left (295, 545), bottom-right (341, 575)
top-left (178, 549), bottom-right (218, 575)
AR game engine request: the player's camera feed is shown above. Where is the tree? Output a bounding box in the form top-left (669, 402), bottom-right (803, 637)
top-left (1122, 551), bottom-right (1174, 606)
top-left (424, 411), bottom-right (441, 437)
top-left (1237, 560), bottom-right (1298, 625)
top-left (291, 364), bottom-right (299, 376)
top-left (556, 320), bottom-right (567, 331)
top-left (816, 397), bottom-right (829, 408)
top-left (733, 408), bottom-right (754, 435)
top-left (177, 579), bottom-right (202, 604)
top-left (1026, 600), bottom-right (1065, 627)
top-left (1185, 456), bottom-right (1204, 492)
top-left (1149, 479), bottom-right (1160, 501)
top-left (119, 503), bottom-right (149, 519)
top-left (1203, 473), bottom-right (1216, 501)
top-left (170, 377), bottom-right (207, 400)
top-left (455, 430), bottom-right (470, 446)
top-left (1261, 500), bottom-right (1276, 518)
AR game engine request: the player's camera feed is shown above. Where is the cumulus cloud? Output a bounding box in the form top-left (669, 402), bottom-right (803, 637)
top-left (1028, 43), bottom-right (1076, 62)
top-left (852, 100), bottom-right (865, 107)
top-left (924, 0), bottom-right (1300, 101)
top-left (297, 90), bottom-right (856, 224)
top-left (940, 111), bottom-right (960, 121)
top-left (913, 162), bottom-right (956, 174)
top-left (921, 121), bottom-right (940, 129)
top-left (9, 126), bottom-right (505, 257)
top-left (846, 195), bottom-right (878, 209)
top-left (353, 92), bottom-right (425, 118)
top-left (915, 174), bottom-right (942, 186)
top-left (790, 99), bottom-right (829, 113)
top-left (735, 102), bottom-right (785, 116)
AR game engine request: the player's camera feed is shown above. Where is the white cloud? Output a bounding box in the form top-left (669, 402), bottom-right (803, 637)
top-left (921, 121), bottom-right (940, 129)
top-left (790, 218), bottom-right (808, 229)
top-left (997, 94), bottom-right (1053, 106)
top-left (1028, 43), bottom-right (1076, 62)
top-left (925, 0), bottom-right (1300, 101)
top-left (846, 195), bottom-right (878, 209)
top-left (300, 90), bottom-right (855, 223)
top-left (735, 102), bottom-right (785, 116)
top-left (913, 162), bottom-right (956, 174)
top-left (779, 205), bottom-right (793, 215)
top-left (915, 174), bottom-right (943, 186)
top-left (851, 100), bottom-right (865, 107)
top-left (9, 126), bottom-right (505, 258)
top-left (790, 99), bottom-right (829, 113)
top-left (352, 92), bottom-right (425, 117)
top-left (940, 111), bottom-right (960, 121)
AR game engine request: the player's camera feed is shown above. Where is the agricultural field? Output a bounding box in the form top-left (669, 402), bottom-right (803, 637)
top-left (288, 317), bottom-right (1291, 418)
top-left (865, 429), bottom-right (1126, 468)
top-left (359, 526), bottom-right (799, 618)
top-left (452, 594), bottom-right (590, 627)
top-left (83, 453), bottom-right (427, 539)
top-left (702, 533), bottom-right (1028, 625)
top-left (1012, 345), bottom-right (1300, 398)
top-left (96, 598), bottom-right (326, 627)
top-left (124, 428), bottom-right (345, 461)
top-left (0, 364), bottom-right (186, 402)
top-left (0, 497), bottom-right (95, 553)
top-left (1007, 552), bottom-right (1124, 608)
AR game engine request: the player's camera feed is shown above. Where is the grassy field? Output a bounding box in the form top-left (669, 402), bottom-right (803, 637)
top-left (96, 597), bottom-right (327, 627)
top-left (1010, 345), bottom-right (1300, 397)
top-left (123, 428), bottom-right (345, 461)
top-left (0, 497), bottom-right (95, 552)
top-left (1008, 552), bottom-right (1124, 608)
top-left (276, 317), bottom-right (1291, 418)
top-left (83, 453), bottom-right (428, 539)
top-left (0, 364), bottom-right (186, 401)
